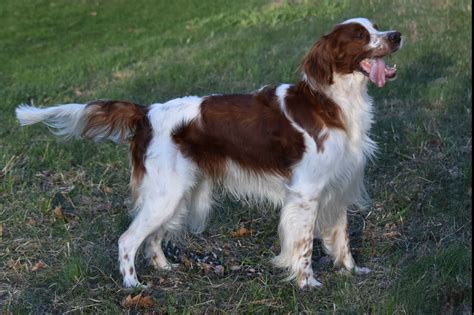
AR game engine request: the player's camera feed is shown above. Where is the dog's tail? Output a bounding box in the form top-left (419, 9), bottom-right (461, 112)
top-left (16, 100), bottom-right (150, 143)
top-left (16, 100), bottom-right (152, 195)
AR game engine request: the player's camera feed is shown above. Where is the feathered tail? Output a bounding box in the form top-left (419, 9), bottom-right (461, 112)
top-left (16, 100), bottom-right (149, 143)
top-left (16, 100), bottom-right (152, 196)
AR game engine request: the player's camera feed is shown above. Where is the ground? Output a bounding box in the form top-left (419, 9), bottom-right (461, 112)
top-left (0, 0), bottom-right (471, 313)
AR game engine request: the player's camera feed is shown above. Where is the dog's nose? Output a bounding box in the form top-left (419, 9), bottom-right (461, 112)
top-left (388, 31), bottom-right (402, 44)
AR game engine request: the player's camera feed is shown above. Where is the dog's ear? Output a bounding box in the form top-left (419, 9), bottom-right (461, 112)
top-left (300, 35), bottom-right (334, 89)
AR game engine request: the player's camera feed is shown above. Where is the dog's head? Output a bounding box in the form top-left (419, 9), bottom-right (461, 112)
top-left (301, 17), bottom-right (402, 88)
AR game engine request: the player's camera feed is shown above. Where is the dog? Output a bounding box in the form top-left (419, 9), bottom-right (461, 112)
top-left (16, 17), bottom-right (401, 289)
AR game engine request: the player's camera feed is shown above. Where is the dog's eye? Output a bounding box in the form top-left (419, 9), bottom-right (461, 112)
top-left (354, 32), bottom-right (365, 40)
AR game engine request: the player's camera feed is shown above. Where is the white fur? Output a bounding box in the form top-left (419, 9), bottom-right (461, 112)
top-left (16, 104), bottom-right (87, 138)
top-left (219, 160), bottom-right (286, 206)
top-left (343, 17), bottom-right (395, 52)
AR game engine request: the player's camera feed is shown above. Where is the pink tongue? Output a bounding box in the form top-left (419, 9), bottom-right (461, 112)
top-left (369, 58), bottom-right (386, 88)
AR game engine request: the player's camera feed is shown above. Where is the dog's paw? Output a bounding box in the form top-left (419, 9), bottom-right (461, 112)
top-left (159, 263), bottom-right (180, 271)
top-left (354, 266), bottom-right (371, 275)
top-left (122, 276), bottom-right (143, 289)
top-left (337, 265), bottom-right (371, 275)
top-left (298, 276), bottom-right (323, 289)
top-left (149, 256), bottom-right (178, 271)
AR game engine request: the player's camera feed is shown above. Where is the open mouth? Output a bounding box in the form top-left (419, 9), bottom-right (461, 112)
top-left (359, 57), bottom-right (397, 88)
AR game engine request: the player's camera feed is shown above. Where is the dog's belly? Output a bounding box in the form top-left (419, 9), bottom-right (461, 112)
top-left (213, 160), bottom-right (287, 207)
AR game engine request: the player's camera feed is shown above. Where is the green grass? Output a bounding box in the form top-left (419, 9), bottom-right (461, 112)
top-left (0, 0), bottom-right (471, 313)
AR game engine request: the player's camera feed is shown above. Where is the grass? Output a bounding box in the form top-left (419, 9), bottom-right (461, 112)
top-left (0, 0), bottom-right (471, 313)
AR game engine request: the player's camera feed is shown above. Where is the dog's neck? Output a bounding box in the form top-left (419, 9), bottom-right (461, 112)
top-left (313, 72), bottom-right (375, 154)
top-left (328, 72), bottom-right (369, 96)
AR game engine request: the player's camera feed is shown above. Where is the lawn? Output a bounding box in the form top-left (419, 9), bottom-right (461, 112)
top-left (0, 0), bottom-right (471, 313)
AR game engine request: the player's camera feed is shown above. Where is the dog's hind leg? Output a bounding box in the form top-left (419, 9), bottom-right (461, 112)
top-left (144, 197), bottom-right (189, 270)
top-left (144, 228), bottom-right (173, 270)
top-left (187, 178), bottom-right (213, 234)
top-left (118, 193), bottom-right (185, 287)
top-left (118, 152), bottom-right (197, 288)
top-left (143, 178), bottom-right (212, 271)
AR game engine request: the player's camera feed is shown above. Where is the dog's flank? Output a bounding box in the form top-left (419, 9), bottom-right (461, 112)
top-left (16, 17), bottom-right (402, 289)
top-left (172, 86), bottom-right (306, 178)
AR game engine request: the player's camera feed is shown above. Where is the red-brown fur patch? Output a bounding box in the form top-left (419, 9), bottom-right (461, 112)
top-left (300, 23), bottom-right (371, 87)
top-left (82, 100), bottom-right (152, 199)
top-left (285, 82), bottom-right (346, 152)
top-left (172, 86), bottom-right (306, 178)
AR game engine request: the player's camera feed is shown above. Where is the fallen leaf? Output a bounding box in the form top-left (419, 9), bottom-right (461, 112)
top-left (214, 265), bottom-right (224, 276)
top-left (26, 218), bottom-right (37, 226)
top-left (31, 260), bottom-right (46, 272)
top-left (52, 205), bottom-right (78, 223)
top-left (200, 262), bottom-right (212, 274)
top-left (384, 223), bottom-right (397, 230)
top-left (158, 277), bottom-right (166, 285)
top-left (53, 205), bottom-right (64, 220)
top-left (230, 226), bottom-right (251, 237)
top-left (121, 294), bottom-right (154, 309)
top-left (383, 231), bottom-right (401, 238)
top-left (90, 11), bottom-right (97, 16)
top-left (103, 186), bottom-right (113, 193)
top-left (181, 256), bottom-right (193, 269)
top-left (428, 138), bottom-right (442, 148)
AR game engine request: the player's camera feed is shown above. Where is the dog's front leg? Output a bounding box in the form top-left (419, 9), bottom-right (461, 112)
top-left (273, 188), bottom-right (322, 289)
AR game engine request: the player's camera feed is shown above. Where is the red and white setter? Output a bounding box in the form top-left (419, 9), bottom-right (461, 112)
top-left (16, 18), bottom-right (402, 288)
